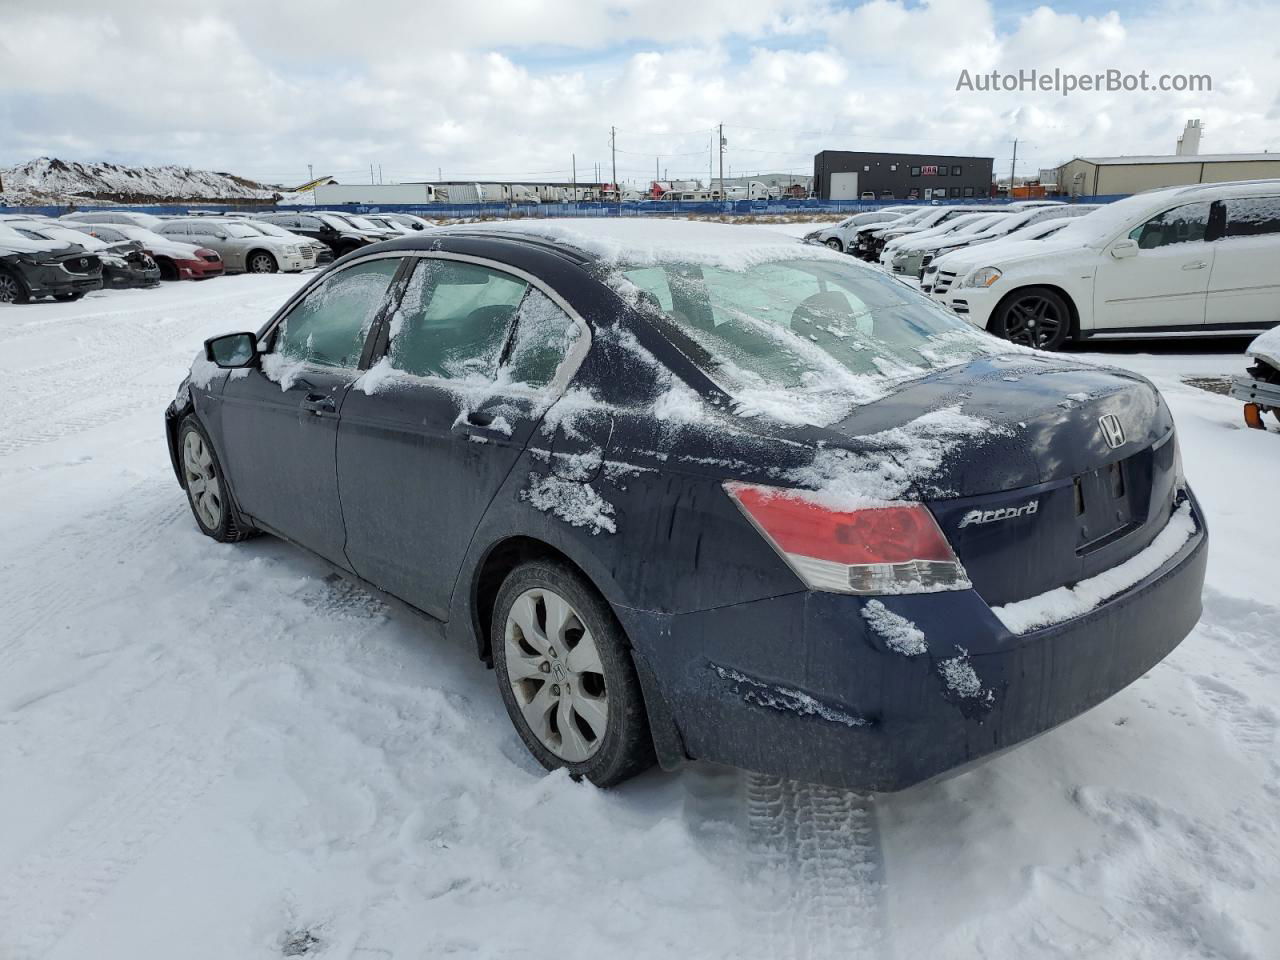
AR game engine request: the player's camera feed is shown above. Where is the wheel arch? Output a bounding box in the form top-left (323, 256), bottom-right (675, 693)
top-left (990, 281), bottom-right (1082, 339)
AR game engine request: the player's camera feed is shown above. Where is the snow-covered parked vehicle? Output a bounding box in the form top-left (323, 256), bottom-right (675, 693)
top-left (167, 220), bottom-right (1207, 791)
top-left (7, 219), bottom-right (160, 289)
top-left (156, 218), bottom-right (307, 274)
top-left (1230, 326), bottom-right (1280, 429)
top-left (61, 221), bottom-right (226, 281)
top-left (803, 207), bottom-right (914, 252)
top-left (0, 223), bottom-right (103, 303)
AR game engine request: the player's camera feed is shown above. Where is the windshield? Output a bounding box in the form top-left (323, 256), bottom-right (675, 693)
top-left (344, 216), bottom-right (380, 231)
top-left (616, 257), bottom-right (1005, 425)
top-left (1047, 192), bottom-right (1176, 245)
top-left (317, 214), bottom-right (350, 231)
top-left (219, 223), bottom-right (261, 238)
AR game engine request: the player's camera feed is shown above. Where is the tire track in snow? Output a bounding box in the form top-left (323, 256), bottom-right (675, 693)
top-left (0, 738), bottom-right (224, 960)
top-left (743, 774), bottom-right (887, 960)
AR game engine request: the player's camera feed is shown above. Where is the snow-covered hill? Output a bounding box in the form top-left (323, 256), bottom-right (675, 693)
top-left (0, 157), bottom-right (281, 206)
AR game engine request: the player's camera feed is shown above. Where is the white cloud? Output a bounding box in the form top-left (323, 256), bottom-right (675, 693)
top-left (0, 0), bottom-right (1276, 188)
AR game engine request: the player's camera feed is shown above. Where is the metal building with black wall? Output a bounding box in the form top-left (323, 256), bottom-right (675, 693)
top-left (813, 151), bottom-right (994, 201)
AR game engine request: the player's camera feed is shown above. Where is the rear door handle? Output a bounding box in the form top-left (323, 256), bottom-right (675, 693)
top-left (1182, 261), bottom-right (1208, 270)
top-left (300, 393), bottom-right (335, 415)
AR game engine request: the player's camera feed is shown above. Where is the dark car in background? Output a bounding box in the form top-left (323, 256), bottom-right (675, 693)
top-left (252, 212), bottom-right (375, 258)
top-left (0, 223), bottom-right (103, 303)
top-left (9, 220), bottom-right (160, 289)
top-left (167, 221), bottom-right (1207, 792)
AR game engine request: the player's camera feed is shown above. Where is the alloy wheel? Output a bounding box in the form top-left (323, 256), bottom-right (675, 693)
top-left (1004, 295), bottom-right (1064, 348)
top-left (0, 274), bottom-right (20, 303)
top-left (504, 587), bottom-right (608, 762)
top-left (182, 431), bottom-right (223, 530)
top-left (249, 253), bottom-right (276, 274)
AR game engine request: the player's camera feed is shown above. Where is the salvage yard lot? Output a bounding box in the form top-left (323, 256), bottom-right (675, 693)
top-left (0, 271), bottom-right (1276, 959)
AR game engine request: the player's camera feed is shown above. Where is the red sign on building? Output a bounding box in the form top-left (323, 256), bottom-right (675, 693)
top-left (922, 165), bottom-right (938, 176)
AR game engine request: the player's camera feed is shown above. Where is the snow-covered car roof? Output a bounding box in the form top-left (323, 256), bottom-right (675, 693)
top-left (440, 219), bottom-right (845, 270)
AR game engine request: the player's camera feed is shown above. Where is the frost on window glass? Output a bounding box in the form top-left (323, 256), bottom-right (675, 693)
top-left (276, 258), bottom-right (400, 368)
top-left (387, 260), bottom-right (527, 380)
top-left (615, 258), bottom-right (1001, 425)
top-left (503, 288), bottom-right (580, 388)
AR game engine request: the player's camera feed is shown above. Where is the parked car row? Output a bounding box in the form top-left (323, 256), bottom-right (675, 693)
top-left (0, 208), bottom-right (438, 304)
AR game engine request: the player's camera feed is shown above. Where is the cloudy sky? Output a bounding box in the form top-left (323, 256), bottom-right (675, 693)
top-left (1, 0), bottom-right (1275, 187)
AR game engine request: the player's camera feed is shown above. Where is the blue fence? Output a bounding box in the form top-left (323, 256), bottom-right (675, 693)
top-left (0, 195), bottom-right (1127, 219)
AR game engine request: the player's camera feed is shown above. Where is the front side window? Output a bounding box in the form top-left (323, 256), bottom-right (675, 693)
top-left (275, 258), bottom-right (401, 367)
top-left (387, 260), bottom-right (528, 380)
top-left (1223, 197), bottom-right (1280, 238)
top-left (1129, 201), bottom-right (1213, 249)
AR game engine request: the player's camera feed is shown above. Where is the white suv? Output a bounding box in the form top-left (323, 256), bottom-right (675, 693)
top-left (929, 180), bottom-right (1280, 349)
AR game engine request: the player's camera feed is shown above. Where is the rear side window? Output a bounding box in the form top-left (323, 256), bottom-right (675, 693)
top-left (1129, 201), bottom-right (1212, 248)
top-left (1222, 197), bottom-right (1280, 238)
top-left (503, 289), bottom-right (580, 388)
top-left (387, 260), bottom-right (528, 380)
top-left (275, 258), bottom-right (401, 367)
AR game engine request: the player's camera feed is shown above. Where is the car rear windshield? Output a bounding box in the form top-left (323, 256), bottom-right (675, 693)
top-left (616, 257), bottom-right (1004, 423)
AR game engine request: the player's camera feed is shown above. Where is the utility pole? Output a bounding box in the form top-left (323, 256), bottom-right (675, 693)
top-left (438, 166), bottom-right (442, 181)
top-left (378, 164), bottom-right (383, 184)
top-left (655, 157), bottom-right (659, 190)
top-left (718, 123), bottom-right (725, 204)
top-left (610, 126), bottom-right (617, 198)
top-left (1009, 139), bottom-right (1018, 196)
top-left (307, 163), bottom-right (313, 183)
top-left (370, 164), bottom-right (375, 185)
top-left (572, 153), bottom-right (577, 203)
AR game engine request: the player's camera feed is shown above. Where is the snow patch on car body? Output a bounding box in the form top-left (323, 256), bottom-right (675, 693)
top-left (520, 473), bottom-right (617, 535)
top-left (710, 663), bottom-right (871, 728)
top-left (187, 356), bottom-right (223, 389)
top-left (861, 600), bottom-right (928, 656)
top-left (992, 502), bottom-right (1197, 635)
top-left (260, 351), bottom-right (307, 391)
top-left (937, 646), bottom-right (996, 707)
top-left (789, 405), bottom-right (1005, 509)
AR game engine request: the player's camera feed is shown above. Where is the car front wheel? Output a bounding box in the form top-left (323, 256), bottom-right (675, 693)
top-left (825, 238), bottom-right (843, 251)
top-left (0, 271), bottom-right (28, 304)
top-left (247, 251), bottom-right (278, 274)
top-left (991, 287), bottom-right (1072, 350)
top-left (179, 416), bottom-right (256, 542)
top-left (492, 560), bottom-right (655, 787)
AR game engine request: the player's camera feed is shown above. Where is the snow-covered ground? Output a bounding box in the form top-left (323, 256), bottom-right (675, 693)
top-left (0, 274), bottom-right (1276, 960)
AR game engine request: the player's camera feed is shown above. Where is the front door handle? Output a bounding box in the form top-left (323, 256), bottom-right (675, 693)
top-left (1181, 261), bottom-right (1208, 270)
top-left (300, 393), bottom-right (335, 415)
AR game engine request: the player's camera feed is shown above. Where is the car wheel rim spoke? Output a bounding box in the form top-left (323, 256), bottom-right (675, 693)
top-left (183, 432), bottom-right (222, 528)
top-left (505, 587), bottom-right (607, 762)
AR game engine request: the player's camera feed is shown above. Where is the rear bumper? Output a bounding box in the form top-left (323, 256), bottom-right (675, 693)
top-left (104, 263), bottom-right (162, 288)
top-left (618, 491), bottom-right (1207, 792)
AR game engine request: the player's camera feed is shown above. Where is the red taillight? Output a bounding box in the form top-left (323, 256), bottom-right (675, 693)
top-left (725, 482), bottom-right (969, 595)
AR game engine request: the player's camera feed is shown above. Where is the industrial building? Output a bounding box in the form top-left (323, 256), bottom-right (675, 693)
top-left (1053, 153), bottom-right (1280, 196)
top-left (812, 151), bottom-right (994, 201)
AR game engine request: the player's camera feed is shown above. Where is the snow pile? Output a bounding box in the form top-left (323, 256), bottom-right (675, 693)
top-left (355, 356), bottom-right (399, 395)
top-left (1246, 326), bottom-right (1280, 368)
top-left (993, 502), bottom-right (1198, 634)
top-left (0, 156), bottom-right (279, 205)
top-left (790, 405), bottom-right (1004, 508)
top-left (860, 600), bottom-right (928, 656)
top-left (260, 351), bottom-right (307, 391)
top-left (520, 474), bottom-right (617, 534)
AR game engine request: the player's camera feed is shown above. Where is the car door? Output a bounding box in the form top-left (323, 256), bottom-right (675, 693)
top-left (1205, 196), bottom-right (1280, 329)
top-left (336, 255), bottom-right (586, 619)
top-left (185, 222), bottom-right (242, 270)
top-left (1092, 200), bottom-right (1216, 330)
top-left (214, 255), bottom-right (403, 567)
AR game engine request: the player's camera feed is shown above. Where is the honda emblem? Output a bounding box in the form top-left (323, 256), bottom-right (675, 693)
top-left (1098, 414), bottom-right (1126, 449)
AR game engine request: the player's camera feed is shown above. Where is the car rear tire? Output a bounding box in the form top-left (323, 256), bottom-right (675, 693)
top-left (178, 416), bottom-right (256, 543)
top-left (990, 286), bottom-right (1073, 351)
top-left (0, 271), bottom-right (29, 304)
top-left (825, 238), bottom-right (843, 252)
top-left (492, 560), bottom-right (655, 787)
top-left (247, 251), bottom-right (278, 274)
top-left (55, 292), bottom-right (86, 302)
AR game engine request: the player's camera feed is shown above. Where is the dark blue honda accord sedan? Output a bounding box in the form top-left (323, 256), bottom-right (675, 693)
top-left (166, 220), bottom-right (1207, 791)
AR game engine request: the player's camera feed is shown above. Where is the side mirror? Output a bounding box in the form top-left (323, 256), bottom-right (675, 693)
top-left (1111, 238), bottom-right (1139, 259)
top-left (212, 232), bottom-right (228, 240)
top-left (205, 332), bottom-right (258, 368)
